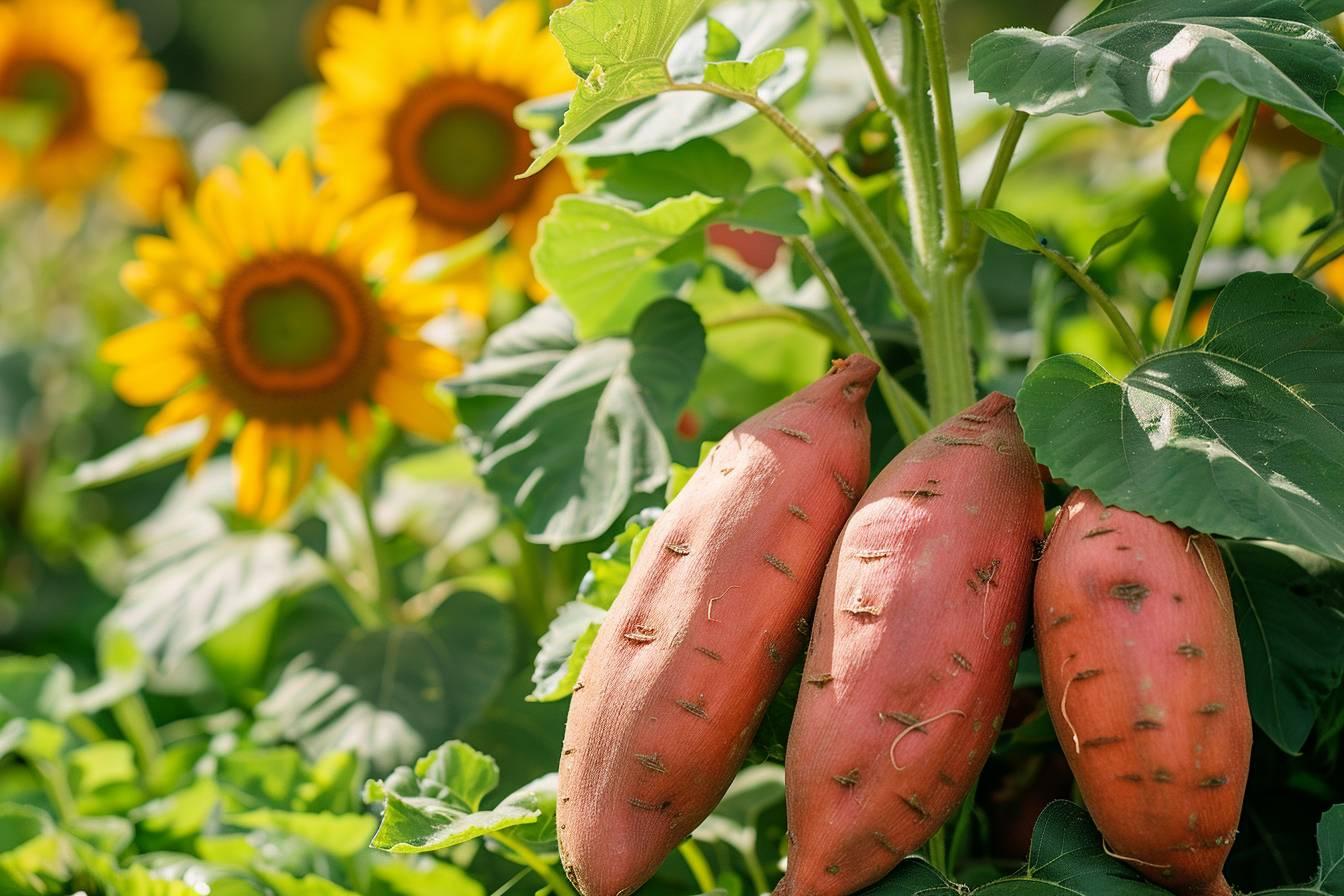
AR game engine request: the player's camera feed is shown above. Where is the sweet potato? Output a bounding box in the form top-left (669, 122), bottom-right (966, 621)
top-left (775, 392), bottom-right (1043, 895)
top-left (1035, 490), bottom-right (1251, 896)
top-left (557, 355), bottom-right (878, 896)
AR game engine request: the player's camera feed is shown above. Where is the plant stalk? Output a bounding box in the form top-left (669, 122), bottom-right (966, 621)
top-left (678, 840), bottom-right (717, 892)
top-left (1292, 218), bottom-right (1342, 277)
top-left (1297, 237), bottom-right (1344, 279)
top-left (914, 0), bottom-right (965, 255)
top-left (1038, 246), bottom-right (1146, 363)
top-left (924, 270), bottom-right (977, 419)
top-left (965, 110), bottom-right (1029, 270)
top-left (793, 237), bottom-right (931, 442)
top-left (675, 82), bottom-right (930, 321)
top-left (493, 832), bottom-right (577, 896)
top-left (1165, 98), bottom-right (1256, 351)
top-left (112, 694), bottom-right (161, 772)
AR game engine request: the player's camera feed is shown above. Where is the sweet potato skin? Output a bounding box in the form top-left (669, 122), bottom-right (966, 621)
top-left (557, 356), bottom-right (878, 896)
top-left (1035, 490), bottom-right (1250, 896)
top-left (776, 393), bottom-right (1044, 896)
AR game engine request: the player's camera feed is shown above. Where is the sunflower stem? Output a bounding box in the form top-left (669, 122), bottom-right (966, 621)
top-left (1297, 235), bottom-right (1344, 279)
top-left (964, 110), bottom-right (1029, 272)
top-left (1166, 98), bottom-right (1256, 351)
top-left (1037, 244), bottom-right (1146, 363)
top-left (359, 484), bottom-right (401, 625)
top-left (678, 840), bottom-right (717, 892)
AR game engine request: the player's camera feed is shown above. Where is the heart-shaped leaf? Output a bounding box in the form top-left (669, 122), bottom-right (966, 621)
top-left (969, 1), bottom-right (1344, 142)
top-left (1019, 272), bottom-right (1344, 562)
top-left (447, 301), bottom-right (706, 546)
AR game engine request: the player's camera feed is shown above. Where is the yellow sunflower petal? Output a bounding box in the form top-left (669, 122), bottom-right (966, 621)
top-left (259, 430), bottom-right (295, 523)
top-left (234, 419), bottom-right (269, 518)
top-left (373, 370), bottom-right (456, 442)
top-left (386, 336), bottom-right (462, 380)
top-left (145, 387), bottom-right (214, 434)
top-left (319, 417), bottom-right (360, 486)
top-left (100, 318), bottom-right (196, 365)
top-left (187, 403), bottom-right (230, 477)
top-left (112, 353), bottom-right (200, 406)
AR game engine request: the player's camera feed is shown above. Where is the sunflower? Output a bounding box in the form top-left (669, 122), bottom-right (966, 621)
top-left (316, 0), bottom-right (575, 291)
top-left (0, 0), bottom-right (163, 206)
top-left (117, 134), bottom-right (193, 225)
top-left (102, 149), bottom-right (461, 522)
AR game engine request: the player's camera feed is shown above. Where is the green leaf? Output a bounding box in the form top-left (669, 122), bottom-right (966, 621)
top-left (1085, 218), bottom-right (1144, 268)
top-left (864, 801), bottom-right (1164, 894)
top-left (255, 591), bottom-right (514, 774)
top-left (448, 301), bottom-right (706, 546)
top-left (104, 462), bottom-right (325, 666)
top-left (969, 1), bottom-right (1344, 142)
top-left (705, 17), bottom-right (743, 62)
top-left (529, 509), bottom-right (659, 702)
top-left (370, 861), bottom-right (486, 896)
top-left (522, 0), bottom-right (707, 175)
top-left (1322, 144), bottom-right (1344, 212)
top-left (727, 187), bottom-right (808, 236)
top-left (256, 870), bottom-right (360, 896)
top-left (1305, 0), bottom-right (1344, 19)
top-left (967, 208), bottom-right (1042, 253)
top-left (227, 809), bottom-right (376, 857)
top-left (704, 48), bottom-right (787, 92)
top-left (523, 1), bottom-right (813, 160)
top-left (599, 138), bottom-right (752, 206)
top-left (0, 656), bottom-right (73, 724)
top-left (533, 193), bottom-right (723, 338)
top-left (1222, 542), bottom-right (1344, 754)
top-left (1256, 804), bottom-right (1344, 895)
top-left (1018, 272), bottom-right (1344, 562)
top-left (365, 742), bottom-right (538, 853)
top-left (70, 420), bottom-right (206, 489)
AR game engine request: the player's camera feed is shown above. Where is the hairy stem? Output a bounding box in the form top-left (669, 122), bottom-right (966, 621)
top-left (1038, 245), bottom-right (1146, 362)
top-left (1292, 219), bottom-right (1342, 277)
top-left (674, 82), bottom-right (930, 321)
top-left (914, 0), bottom-right (964, 255)
top-left (1297, 236), bottom-right (1344, 279)
top-left (1165, 98), bottom-right (1256, 351)
top-left (965, 111), bottom-right (1029, 270)
top-left (794, 237), bottom-right (931, 442)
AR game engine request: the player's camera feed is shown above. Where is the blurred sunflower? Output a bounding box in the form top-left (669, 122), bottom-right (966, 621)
top-left (117, 134), bottom-right (194, 225)
top-left (317, 0), bottom-right (576, 300)
top-left (102, 149), bottom-right (461, 522)
top-left (0, 0), bottom-right (163, 208)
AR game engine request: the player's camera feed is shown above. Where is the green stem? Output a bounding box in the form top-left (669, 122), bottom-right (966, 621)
top-left (947, 789), bottom-right (978, 870)
top-left (835, 0), bottom-right (941, 265)
top-left (675, 82), bottom-right (930, 321)
top-left (914, 0), bottom-right (964, 255)
top-left (34, 759), bottom-right (78, 821)
top-left (359, 483), bottom-right (401, 624)
top-left (678, 840), bottom-right (717, 893)
top-left (793, 237), bottom-right (931, 442)
top-left (924, 272), bottom-right (977, 420)
top-left (66, 713), bottom-right (105, 744)
top-left (927, 827), bottom-right (949, 875)
top-left (493, 832), bottom-right (577, 896)
top-left (743, 848), bottom-right (770, 896)
top-left (1038, 245), bottom-right (1146, 362)
top-left (112, 695), bottom-right (161, 773)
top-left (1165, 97), bottom-right (1256, 351)
top-left (1297, 238), bottom-right (1344, 280)
top-left (964, 111), bottom-right (1029, 270)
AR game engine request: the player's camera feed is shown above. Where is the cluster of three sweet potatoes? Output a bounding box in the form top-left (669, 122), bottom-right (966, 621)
top-left (557, 356), bottom-right (1250, 896)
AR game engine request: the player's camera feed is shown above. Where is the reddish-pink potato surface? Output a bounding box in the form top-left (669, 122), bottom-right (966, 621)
top-left (776, 393), bottom-right (1044, 895)
top-left (558, 356), bottom-right (878, 896)
top-left (1035, 490), bottom-right (1251, 896)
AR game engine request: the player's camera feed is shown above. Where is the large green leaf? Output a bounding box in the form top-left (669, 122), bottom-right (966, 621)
top-left (533, 193), bottom-right (723, 338)
top-left (1255, 804), bottom-right (1344, 895)
top-left (254, 592), bottom-right (514, 774)
top-left (447, 301), bottom-right (706, 546)
top-left (1222, 542), bottom-right (1344, 754)
top-left (969, 0), bottom-right (1344, 142)
top-left (1018, 273), bottom-right (1344, 562)
top-left (522, 0), bottom-right (812, 163)
top-left (522, 0), bottom-right (707, 175)
top-left (364, 742), bottom-right (541, 853)
top-left (863, 801), bottom-right (1163, 895)
top-left (71, 420), bottom-right (207, 489)
top-left (103, 462), bottom-right (325, 666)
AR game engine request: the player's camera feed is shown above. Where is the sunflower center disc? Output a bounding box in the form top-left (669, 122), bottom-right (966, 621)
top-left (242, 281), bottom-right (341, 369)
top-left (388, 76), bottom-right (537, 230)
top-left (2, 59), bottom-right (85, 138)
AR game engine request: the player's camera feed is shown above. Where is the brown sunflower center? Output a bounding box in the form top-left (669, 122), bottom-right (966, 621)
top-left (212, 254), bottom-right (385, 423)
top-left (0, 57), bottom-right (89, 142)
top-left (387, 76), bottom-right (537, 230)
